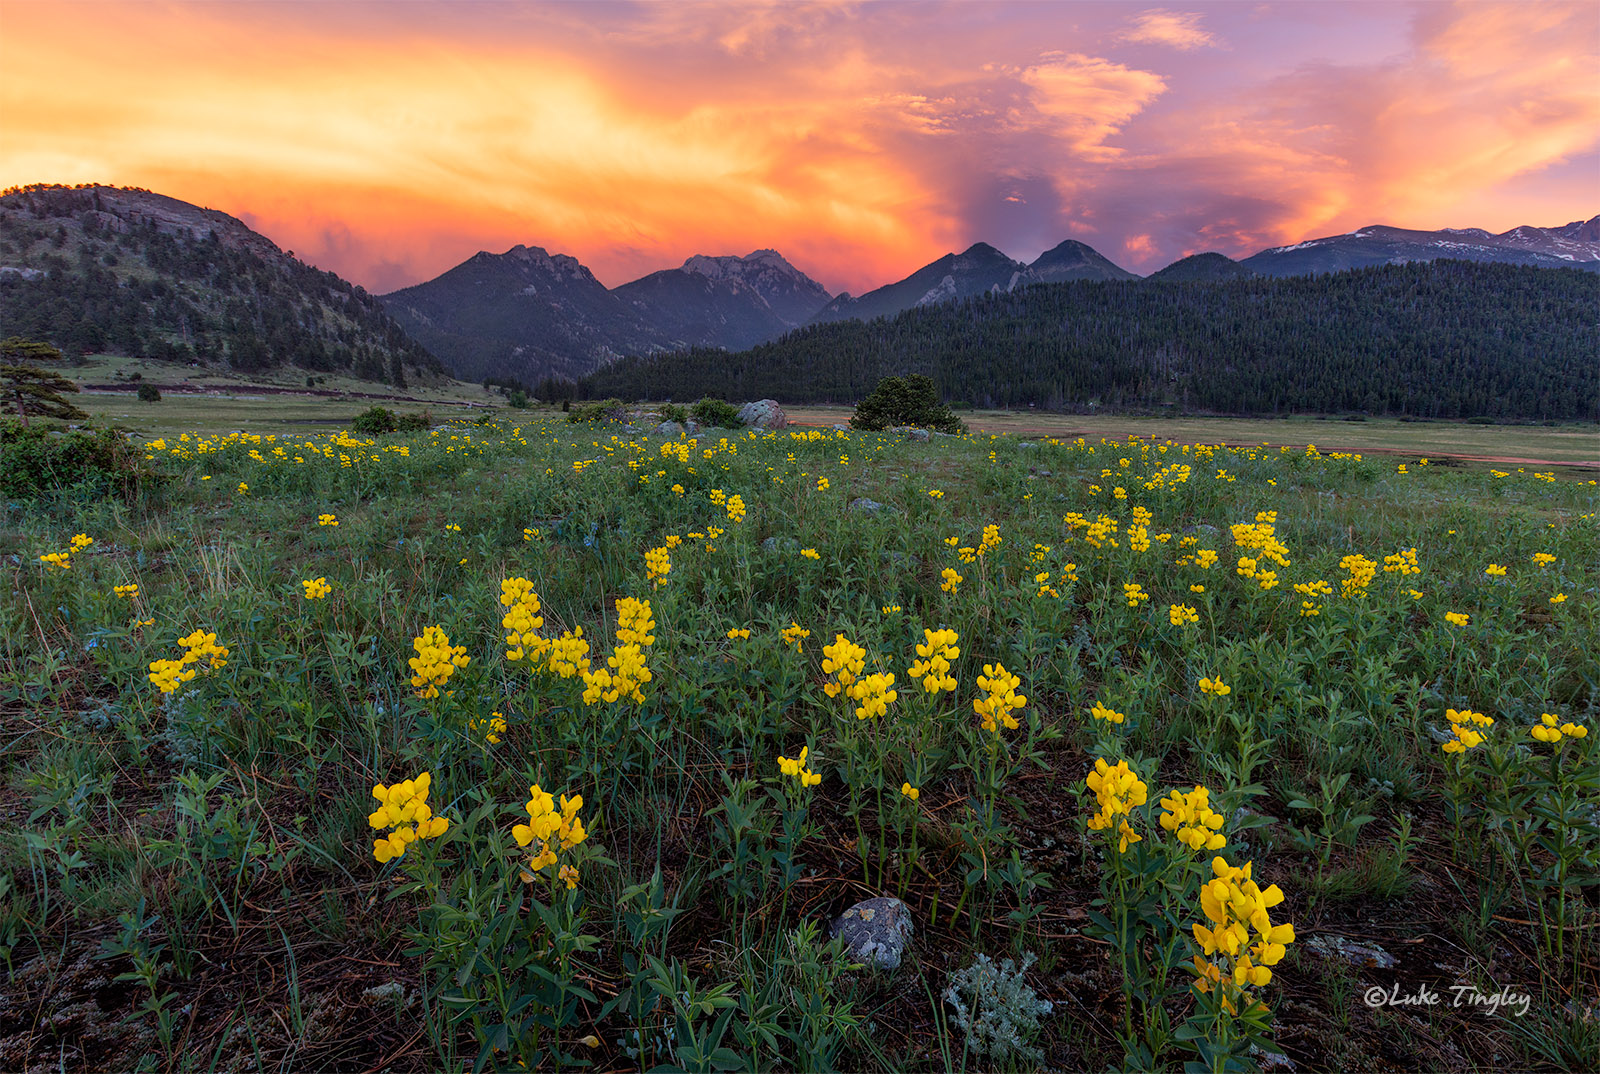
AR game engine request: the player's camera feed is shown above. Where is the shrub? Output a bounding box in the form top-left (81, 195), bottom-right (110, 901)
top-left (659, 403), bottom-right (688, 424)
top-left (507, 390), bottom-right (531, 409)
top-left (690, 397), bottom-right (744, 428)
top-left (942, 952), bottom-right (1053, 1064)
top-left (0, 421), bottom-right (155, 499)
top-left (850, 374), bottom-right (965, 434)
top-left (567, 398), bottom-right (625, 424)
top-left (136, 383), bottom-right (162, 402)
top-left (352, 406), bottom-right (397, 434)
top-left (395, 410), bottom-right (432, 432)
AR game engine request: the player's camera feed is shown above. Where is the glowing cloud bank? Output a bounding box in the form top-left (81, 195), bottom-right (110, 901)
top-left (2, 1), bottom-right (1595, 294)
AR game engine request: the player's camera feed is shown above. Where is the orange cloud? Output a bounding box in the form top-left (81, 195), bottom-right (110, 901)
top-left (1119, 10), bottom-right (1219, 51)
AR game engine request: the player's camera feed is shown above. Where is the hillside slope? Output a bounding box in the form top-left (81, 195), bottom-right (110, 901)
top-left (0, 184), bottom-right (440, 384)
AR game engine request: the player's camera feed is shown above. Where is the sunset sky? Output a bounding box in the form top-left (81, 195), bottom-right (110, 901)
top-left (2, 1), bottom-right (1596, 295)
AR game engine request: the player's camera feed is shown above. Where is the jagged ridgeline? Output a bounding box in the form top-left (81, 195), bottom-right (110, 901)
top-left (0, 184), bottom-right (440, 384)
top-left (582, 261), bottom-right (1599, 421)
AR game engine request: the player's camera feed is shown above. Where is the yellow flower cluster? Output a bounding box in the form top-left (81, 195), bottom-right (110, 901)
top-left (409, 625), bottom-right (469, 698)
top-left (1443, 707), bottom-right (1494, 752)
top-left (513, 785), bottom-right (588, 888)
top-left (582, 643), bottom-right (651, 705)
top-left (317, 513), bottom-right (339, 527)
top-left (500, 577), bottom-right (549, 663)
top-left (1199, 675), bottom-right (1231, 697)
top-left (1124, 582), bottom-right (1149, 607)
top-left (1230, 522), bottom-right (1290, 568)
top-left (40, 533), bottom-right (92, 571)
top-left (114, 583), bottom-right (139, 599)
top-left (1085, 758), bottom-right (1148, 853)
top-left (1530, 712), bottom-right (1588, 744)
top-left (849, 672), bottom-right (898, 721)
top-left (545, 628), bottom-right (591, 678)
top-left (301, 577), bottom-right (332, 600)
top-left (816, 476), bottom-right (829, 492)
top-left (928, 489), bottom-right (944, 499)
top-left (900, 782), bottom-right (920, 800)
top-left (1532, 552), bottom-right (1556, 566)
top-left (1159, 786), bottom-right (1227, 851)
top-left (1292, 579), bottom-right (1331, 617)
top-left (148, 630), bottom-right (230, 694)
top-left (615, 597), bottom-right (656, 647)
top-left (1168, 603), bottom-right (1199, 627)
top-left (1191, 857), bottom-right (1295, 1009)
top-left (941, 567), bottom-right (963, 593)
top-left (976, 523), bottom-right (1001, 557)
top-left (1382, 548), bottom-right (1420, 575)
top-left (1090, 701), bottom-right (1125, 725)
top-left (644, 546), bottom-right (672, 587)
top-left (821, 634), bottom-right (866, 698)
top-left (726, 627), bottom-right (751, 640)
top-left (973, 662), bottom-right (1025, 734)
top-left (801, 547), bottom-right (821, 560)
top-left (1484, 563), bottom-right (1507, 577)
top-left (908, 627), bottom-right (960, 695)
top-left (471, 711), bottom-right (508, 744)
top-left (369, 772), bottom-right (449, 863)
top-left (1444, 611), bottom-right (1470, 627)
top-left (1196, 549), bottom-right (1219, 569)
top-left (1339, 553), bottom-right (1377, 598)
top-left (777, 745), bottom-right (822, 787)
top-left (779, 622), bottom-right (809, 652)
top-left (725, 494), bottom-right (746, 523)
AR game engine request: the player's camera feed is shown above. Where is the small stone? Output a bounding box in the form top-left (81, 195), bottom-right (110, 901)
top-left (848, 497), bottom-right (891, 514)
top-left (762, 536), bottom-right (800, 553)
top-left (1305, 934), bottom-right (1397, 970)
top-left (684, 419), bottom-right (700, 435)
top-left (1250, 1044), bottom-right (1296, 1072)
top-left (889, 425), bottom-right (931, 441)
top-left (831, 423), bottom-right (850, 431)
top-left (830, 897), bottom-right (913, 970)
top-left (655, 420), bottom-right (682, 437)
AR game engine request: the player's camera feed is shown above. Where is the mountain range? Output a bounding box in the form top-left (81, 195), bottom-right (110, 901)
top-left (2, 182), bottom-right (1595, 394)
top-left (382, 217), bottom-right (1599, 384)
top-left (382, 247), bottom-right (830, 384)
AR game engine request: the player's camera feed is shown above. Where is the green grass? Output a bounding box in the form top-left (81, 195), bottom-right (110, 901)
top-left (1, 414), bottom-right (1595, 1072)
top-left (786, 406), bottom-right (1600, 468)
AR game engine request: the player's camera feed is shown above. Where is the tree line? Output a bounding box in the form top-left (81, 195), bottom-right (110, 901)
top-left (579, 261), bottom-right (1599, 421)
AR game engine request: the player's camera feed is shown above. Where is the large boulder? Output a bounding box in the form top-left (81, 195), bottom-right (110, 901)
top-left (737, 399), bottom-right (788, 430)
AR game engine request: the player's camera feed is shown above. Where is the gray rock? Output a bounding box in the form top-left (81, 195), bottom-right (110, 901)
top-left (737, 399), bottom-right (788, 430)
top-left (889, 425), bottom-right (931, 442)
top-left (761, 536), bottom-right (800, 554)
top-left (655, 420), bottom-right (683, 437)
top-left (831, 423), bottom-right (850, 431)
top-left (881, 551), bottom-right (918, 571)
top-left (1018, 441), bottom-right (1038, 449)
top-left (848, 497), bottom-right (891, 514)
top-left (1304, 935), bottom-right (1397, 970)
top-left (1184, 524), bottom-right (1220, 535)
top-left (684, 420), bottom-right (700, 436)
top-left (1250, 1044), bottom-right (1296, 1072)
top-left (829, 897), bottom-right (913, 970)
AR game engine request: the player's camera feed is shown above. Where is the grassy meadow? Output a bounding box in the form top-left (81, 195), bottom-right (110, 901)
top-left (3, 411), bottom-right (1598, 1072)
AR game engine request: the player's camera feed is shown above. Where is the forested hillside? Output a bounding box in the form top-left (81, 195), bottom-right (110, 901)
top-left (0, 184), bottom-right (440, 384)
top-left (582, 261), bottom-right (1599, 420)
